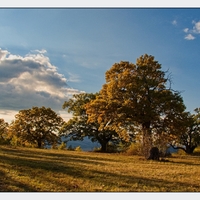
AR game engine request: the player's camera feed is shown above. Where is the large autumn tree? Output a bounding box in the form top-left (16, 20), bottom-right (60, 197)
top-left (86, 54), bottom-right (187, 158)
top-left (62, 93), bottom-right (122, 152)
top-left (8, 106), bottom-right (64, 148)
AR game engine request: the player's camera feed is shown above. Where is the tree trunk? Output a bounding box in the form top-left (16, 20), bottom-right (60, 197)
top-left (100, 140), bottom-right (109, 152)
top-left (96, 134), bottom-right (112, 153)
top-left (142, 121), bottom-right (152, 159)
top-left (185, 144), bottom-right (197, 154)
top-left (37, 140), bottom-right (42, 148)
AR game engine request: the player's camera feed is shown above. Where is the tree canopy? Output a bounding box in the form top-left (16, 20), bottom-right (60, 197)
top-left (8, 106), bottom-right (64, 148)
top-left (86, 54), bottom-right (187, 157)
top-left (1, 54), bottom-right (198, 157)
top-left (62, 93), bottom-right (121, 152)
top-left (170, 108), bottom-right (200, 154)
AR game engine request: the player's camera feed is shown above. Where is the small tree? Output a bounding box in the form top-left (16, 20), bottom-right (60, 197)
top-left (170, 108), bottom-right (200, 154)
top-left (8, 106), bottom-right (64, 148)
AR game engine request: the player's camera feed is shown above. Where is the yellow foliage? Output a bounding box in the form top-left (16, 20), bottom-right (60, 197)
top-left (86, 54), bottom-right (187, 157)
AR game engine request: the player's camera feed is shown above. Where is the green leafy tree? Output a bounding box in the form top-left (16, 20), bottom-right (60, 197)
top-left (86, 54), bottom-right (187, 158)
top-left (62, 93), bottom-right (121, 152)
top-left (0, 119), bottom-right (9, 144)
top-left (8, 106), bottom-right (64, 148)
top-left (170, 108), bottom-right (200, 154)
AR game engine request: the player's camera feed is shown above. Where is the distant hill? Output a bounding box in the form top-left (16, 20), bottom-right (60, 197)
top-left (49, 136), bottom-right (178, 153)
top-left (166, 146), bottom-right (178, 153)
top-left (61, 136), bottom-right (101, 151)
top-left (65, 139), bottom-right (178, 153)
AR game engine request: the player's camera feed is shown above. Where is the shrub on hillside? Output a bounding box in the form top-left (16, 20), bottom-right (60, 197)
top-left (193, 147), bottom-right (200, 156)
top-left (125, 142), bottom-right (143, 156)
top-left (75, 146), bottom-right (82, 151)
top-left (58, 142), bottom-right (67, 150)
top-left (176, 149), bottom-right (187, 156)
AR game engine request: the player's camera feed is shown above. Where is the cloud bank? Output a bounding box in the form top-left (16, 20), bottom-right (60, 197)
top-left (0, 48), bottom-right (84, 115)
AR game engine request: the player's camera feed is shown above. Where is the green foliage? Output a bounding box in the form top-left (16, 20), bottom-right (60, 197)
top-left (63, 93), bottom-right (96, 116)
top-left (9, 135), bottom-right (23, 147)
top-left (115, 141), bottom-right (131, 152)
top-left (62, 92), bottom-right (122, 152)
top-left (8, 106), bottom-right (64, 148)
top-left (9, 135), bottom-right (37, 148)
top-left (170, 108), bottom-right (200, 154)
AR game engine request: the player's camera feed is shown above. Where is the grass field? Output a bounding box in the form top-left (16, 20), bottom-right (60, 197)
top-left (0, 145), bottom-right (200, 192)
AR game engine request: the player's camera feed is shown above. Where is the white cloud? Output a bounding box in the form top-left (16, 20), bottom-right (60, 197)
top-left (172, 20), bottom-right (177, 26)
top-left (31, 49), bottom-right (47, 54)
top-left (0, 48), bottom-right (84, 122)
top-left (192, 21), bottom-right (200, 33)
top-left (184, 34), bottom-right (195, 40)
top-left (67, 72), bottom-right (81, 83)
top-left (183, 28), bottom-right (189, 33)
top-left (183, 20), bottom-right (200, 40)
top-left (58, 111), bottom-right (73, 122)
top-left (0, 48), bottom-right (9, 60)
top-left (0, 110), bottom-right (18, 123)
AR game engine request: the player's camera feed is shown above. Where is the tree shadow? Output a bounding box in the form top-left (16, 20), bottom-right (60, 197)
top-left (0, 169), bottom-right (36, 192)
top-left (1, 146), bottom-right (200, 192)
top-left (168, 160), bottom-right (200, 166)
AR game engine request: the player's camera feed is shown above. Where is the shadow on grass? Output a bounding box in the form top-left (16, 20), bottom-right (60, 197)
top-left (0, 145), bottom-right (126, 165)
top-left (168, 160), bottom-right (200, 166)
top-left (1, 145), bottom-right (200, 192)
top-left (0, 169), bottom-right (36, 192)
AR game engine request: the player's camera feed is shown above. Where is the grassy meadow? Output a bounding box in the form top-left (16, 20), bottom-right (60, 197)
top-left (0, 145), bottom-right (200, 192)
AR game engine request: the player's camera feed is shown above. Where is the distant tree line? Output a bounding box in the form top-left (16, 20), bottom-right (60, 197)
top-left (1, 54), bottom-right (200, 159)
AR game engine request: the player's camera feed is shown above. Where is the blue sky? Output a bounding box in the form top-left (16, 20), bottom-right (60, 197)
top-left (0, 7), bottom-right (200, 122)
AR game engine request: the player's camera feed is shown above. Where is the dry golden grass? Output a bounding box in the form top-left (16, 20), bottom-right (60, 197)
top-left (0, 145), bottom-right (200, 192)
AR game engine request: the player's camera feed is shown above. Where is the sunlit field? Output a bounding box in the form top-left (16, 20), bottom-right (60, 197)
top-left (0, 145), bottom-right (200, 192)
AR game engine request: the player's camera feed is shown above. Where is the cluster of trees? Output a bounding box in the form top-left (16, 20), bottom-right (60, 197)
top-left (62, 54), bottom-right (200, 157)
top-left (1, 54), bottom-right (200, 158)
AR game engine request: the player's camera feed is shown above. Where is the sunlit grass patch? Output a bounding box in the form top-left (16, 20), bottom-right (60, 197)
top-left (0, 145), bottom-right (200, 192)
